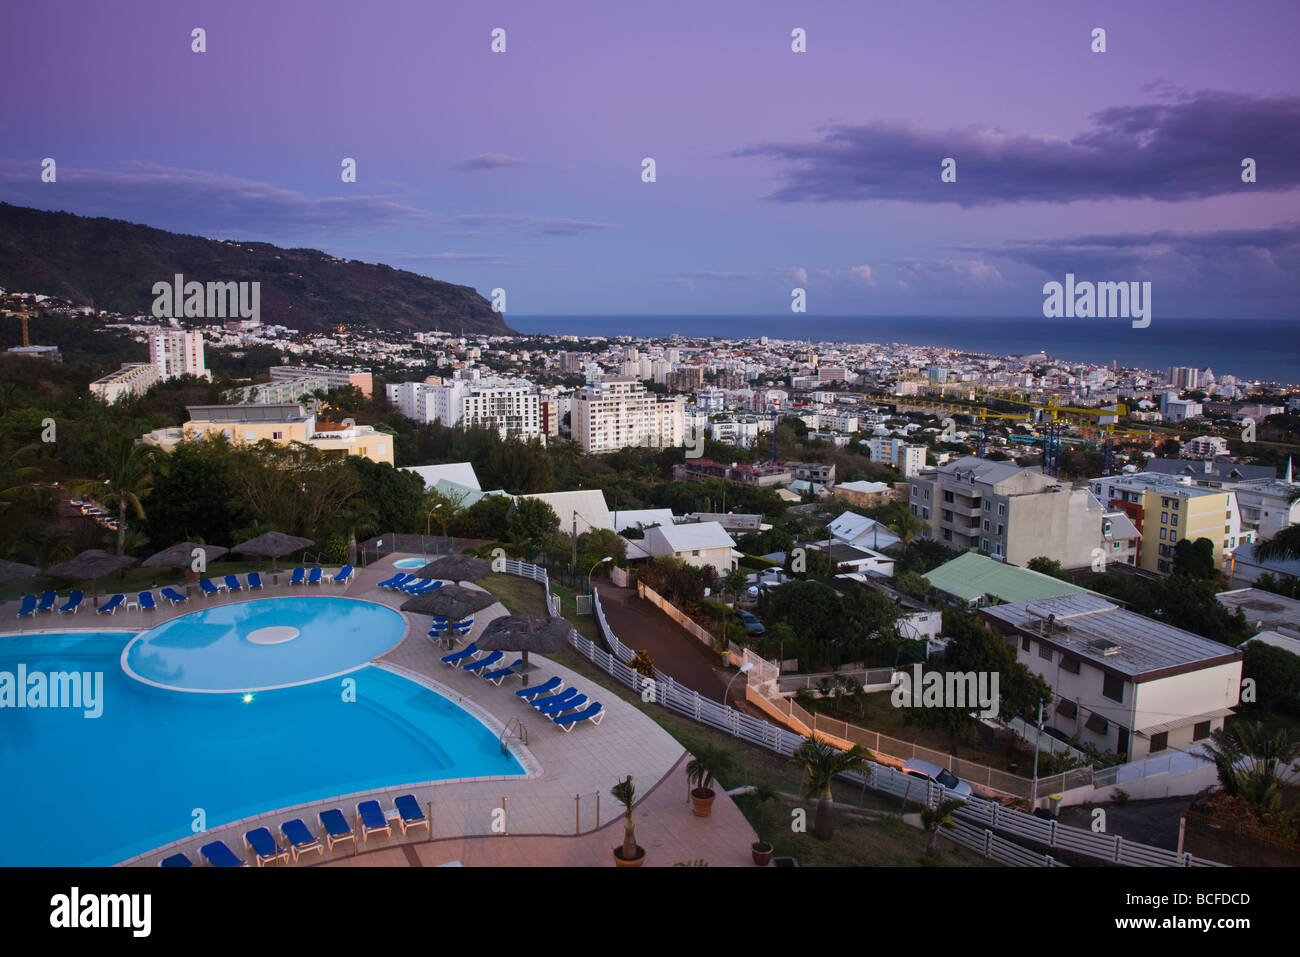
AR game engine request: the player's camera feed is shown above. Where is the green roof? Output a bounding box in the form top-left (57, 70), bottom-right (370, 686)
top-left (924, 552), bottom-right (1093, 605)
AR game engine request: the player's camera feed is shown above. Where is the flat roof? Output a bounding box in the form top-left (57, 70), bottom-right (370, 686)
top-left (926, 552), bottom-right (1094, 605)
top-left (1216, 588), bottom-right (1300, 631)
top-left (981, 593), bottom-right (1241, 681)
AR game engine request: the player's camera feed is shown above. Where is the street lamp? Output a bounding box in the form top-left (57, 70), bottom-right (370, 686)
top-left (426, 502), bottom-right (442, 537)
top-left (722, 661), bottom-right (753, 706)
top-left (587, 555), bottom-right (612, 592)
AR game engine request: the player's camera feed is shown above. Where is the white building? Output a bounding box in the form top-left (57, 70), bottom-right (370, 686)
top-left (572, 376), bottom-right (685, 453)
top-left (89, 363), bottom-right (160, 403)
top-left (149, 329), bottom-right (209, 381)
top-left (386, 376), bottom-right (541, 440)
top-left (641, 521), bottom-right (738, 577)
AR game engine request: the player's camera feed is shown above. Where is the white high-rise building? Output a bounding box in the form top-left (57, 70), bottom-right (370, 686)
top-left (149, 329), bottom-right (209, 381)
top-left (385, 377), bottom-right (540, 439)
top-left (573, 376), bottom-right (685, 452)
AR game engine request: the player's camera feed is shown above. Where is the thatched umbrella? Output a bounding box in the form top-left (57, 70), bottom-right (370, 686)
top-left (0, 559), bottom-right (41, 586)
top-left (43, 549), bottom-right (140, 605)
top-left (230, 531), bottom-right (315, 571)
top-left (412, 555), bottom-right (491, 583)
top-left (400, 584), bottom-right (499, 622)
top-left (143, 542), bottom-right (230, 580)
top-left (476, 614), bottom-right (573, 685)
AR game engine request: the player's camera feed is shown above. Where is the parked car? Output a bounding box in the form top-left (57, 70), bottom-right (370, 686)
top-left (735, 609), bottom-right (765, 635)
top-left (902, 759), bottom-right (972, 798)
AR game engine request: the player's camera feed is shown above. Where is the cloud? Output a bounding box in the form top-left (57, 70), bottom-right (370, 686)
top-left (453, 213), bottom-right (614, 236)
top-left (453, 153), bottom-right (525, 171)
top-left (422, 252), bottom-right (512, 265)
top-left (732, 90), bottom-right (1300, 206)
top-left (889, 258), bottom-right (1006, 289)
top-left (0, 159), bottom-right (434, 236)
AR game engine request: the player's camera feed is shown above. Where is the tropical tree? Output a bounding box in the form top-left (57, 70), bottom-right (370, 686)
top-left (71, 438), bottom-right (162, 556)
top-left (1196, 721), bottom-right (1300, 812)
top-left (610, 775), bottom-right (641, 862)
top-left (889, 510), bottom-right (927, 546)
top-left (1255, 525), bottom-right (1300, 563)
top-left (793, 735), bottom-right (873, 841)
top-left (722, 566), bottom-right (749, 603)
top-left (920, 798), bottom-right (966, 858)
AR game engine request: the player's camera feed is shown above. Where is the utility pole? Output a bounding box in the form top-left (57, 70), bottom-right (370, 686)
top-left (1030, 699), bottom-right (1044, 811)
top-left (571, 512), bottom-right (578, 588)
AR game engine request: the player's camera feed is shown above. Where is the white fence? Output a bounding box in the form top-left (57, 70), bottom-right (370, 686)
top-left (498, 560), bottom-right (1223, 867)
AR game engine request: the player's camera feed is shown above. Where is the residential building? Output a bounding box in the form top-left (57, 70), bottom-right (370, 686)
top-left (1182, 436), bottom-right (1229, 459)
top-left (865, 437), bottom-right (928, 477)
top-left (673, 460), bottom-right (792, 487)
top-left (909, 456), bottom-right (1102, 567)
top-left (149, 329), bottom-right (209, 381)
top-left (924, 551), bottom-right (1098, 608)
top-left (221, 374), bottom-right (329, 406)
top-left (270, 364), bottom-right (372, 397)
top-left (387, 377), bottom-right (541, 439)
top-left (1159, 391), bottom-right (1202, 423)
top-left (641, 521), bottom-right (738, 577)
top-left (831, 480), bottom-right (897, 509)
top-left (981, 594), bottom-right (1242, 761)
top-left (89, 363), bottom-right (160, 403)
top-left (572, 376), bottom-right (684, 452)
top-left (826, 511), bottom-right (901, 550)
top-left (140, 403), bottom-right (393, 465)
top-left (1144, 458), bottom-right (1274, 487)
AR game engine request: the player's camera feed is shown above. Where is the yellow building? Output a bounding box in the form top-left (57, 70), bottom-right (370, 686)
top-left (1089, 473), bottom-right (1242, 575)
top-left (141, 403), bottom-right (394, 465)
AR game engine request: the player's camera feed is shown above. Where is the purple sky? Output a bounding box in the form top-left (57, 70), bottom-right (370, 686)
top-left (2, 0), bottom-right (1298, 318)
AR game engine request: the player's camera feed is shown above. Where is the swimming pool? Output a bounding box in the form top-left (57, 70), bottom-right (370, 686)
top-left (1, 619), bottom-right (525, 866)
top-left (393, 557), bottom-right (428, 569)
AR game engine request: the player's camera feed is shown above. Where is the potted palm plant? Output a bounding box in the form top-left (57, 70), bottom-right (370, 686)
top-left (686, 744), bottom-right (736, 817)
top-left (749, 785), bottom-right (777, 865)
top-left (611, 775), bottom-right (646, 867)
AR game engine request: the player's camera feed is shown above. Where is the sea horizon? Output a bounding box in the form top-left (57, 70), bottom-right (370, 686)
top-left (507, 315), bottom-right (1300, 387)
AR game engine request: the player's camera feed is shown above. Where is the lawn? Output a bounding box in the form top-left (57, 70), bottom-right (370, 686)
top-left (0, 559), bottom-right (291, 603)
top-left (479, 572), bottom-right (997, 866)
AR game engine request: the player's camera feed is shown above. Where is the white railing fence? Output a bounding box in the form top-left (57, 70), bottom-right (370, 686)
top-left (497, 560), bottom-right (1222, 868)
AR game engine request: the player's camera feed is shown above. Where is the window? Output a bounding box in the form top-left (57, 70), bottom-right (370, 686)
top-left (1102, 673), bottom-right (1124, 702)
top-left (943, 490), bottom-right (954, 503)
top-left (942, 529), bottom-right (952, 542)
top-left (1160, 528), bottom-right (1167, 540)
top-left (1056, 698), bottom-right (1078, 720)
top-left (1038, 644), bottom-right (1053, 661)
top-left (1193, 720), bottom-right (1211, 741)
top-left (1172, 499), bottom-right (1180, 510)
top-left (921, 506), bottom-right (930, 520)
top-left (1170, 513), bottom-right (1178, 526)
top-left (1021, 636), bottom-right (1031, 652)
top-left (998, 503), bottom-right (1006, 516)
top-left (692, 549), bottom-right (700, 556)
top-left (911, 486), bottom-right (917, 498)
top-left (1060, 656), bottom-right (1080, 674)
top-left (997, 524), bottom-right (1004, 536)
top-left (983, 519), bottom-right (990, 531)
top-left (1161, 512), bottom-right (1168, 524)
top-left (1149, 732), bottom-right (1168, 753)
top-left (1085, 712), bottom-right (1109, 735)
top-left (1161, 497), bottom-right (1170, 509)
top-left (942, 509), bottom-right (953, 523)
top-left (923, 489), bottom-right (930, 500)
top-left (272, 431), bottom-right (283, 440)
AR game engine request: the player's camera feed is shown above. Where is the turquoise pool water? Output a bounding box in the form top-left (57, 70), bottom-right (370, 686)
top-left (393, 557), bottom-right (428, 569)
top-left (0, 622), bottom-right (524, 866)
top-left (123, 596), bottom-right (406, 692)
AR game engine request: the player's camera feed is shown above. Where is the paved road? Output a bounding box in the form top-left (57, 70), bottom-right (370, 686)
top-left (1058, 796), bottom-right (1191, 850)
top-left (595, 585), bottom-right (731, 701)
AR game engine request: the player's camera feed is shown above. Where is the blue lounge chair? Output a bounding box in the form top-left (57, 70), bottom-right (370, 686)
top-left (138, 591), bottom-right (157, 613)
top-left (318, 809), bottom-right (355, 851)
top-left (379, 573), bottom-right (412, 590)
top-left (158, 852), bottom-right (192, 867)
top-left (289, 567), bottom-right (306, 586)
top-left (200, 840), bottom-right (247, 867)
top-left (393, 795), bottom-right (430, 837)
top-left (159, 587), bottom-right (186, 606)
top-left (36, 590), bottom-right (56, 613)
top-left (554, 701), bottom-right (604, 732)
top-left (333, 565), bottom-right (354, 586)
top-left (280, 819), bottom-right (323, 862)
top-left (58, 590), bottom-right (84, 615)
top-left (244, 826), bottom-right (289, 866)
top-left (483, 659), bottom-right (525, 686)
top-left (247, 571), bottom-right (264, 590)
top-left (307, 567), bottom-right (323, 586)
top-left (441, 642), bottom-right (479, 667)
top-left (224, 574), bottom-right (243, 592)
top-left (530, 688), bottom-right (580, 712)
top-left (462, 650), bottom-right (503, 674)
top-left (16, 595), bottom-right (37, 618)
top-left (428, 616), bottom-right (450, 636)
top-left (198, 578), bottom-right (221, 597)
top-left (453, 618), bottom-right (474, 636)
top-left (515, 677), bottom-right (562, 700)
top-left (356, 800), bottom-right (391, 844)
top-left (399, 578), bottom-right (430, 593)
top-left (537, 692), bottom-right (588, 717)
top-left (96, 594), bottom-right (125, 616)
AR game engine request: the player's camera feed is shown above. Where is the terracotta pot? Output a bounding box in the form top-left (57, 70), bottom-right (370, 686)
top-left (691, 787), bottom-right (717, 817)
top-left (613, 845), bottom-right (646, 867)
top-left (751, 841), bottom-right (774, 866)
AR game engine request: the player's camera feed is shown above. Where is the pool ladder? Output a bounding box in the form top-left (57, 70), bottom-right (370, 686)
top-left (501, 717), bottom-right (528, 754)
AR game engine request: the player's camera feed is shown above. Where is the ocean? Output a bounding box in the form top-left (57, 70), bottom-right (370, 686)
top-left (508, 315), bottom-right (1300, 386)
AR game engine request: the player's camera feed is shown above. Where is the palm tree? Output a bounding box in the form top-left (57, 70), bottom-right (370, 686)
top-left (1254, 526), bottom-right (1300, 562)
top-left (794, 735), bottom-right (873, 841)
top-left (889, 510), bottom-right (926, 546)
top-left (1197, 721), bottom-right (1300, 812)
top-left (920, 798), bottom-right (965, 857)
top-left (71, 439), bottom-right (161, 556)
top-left (723, 566), bottom-right (749, 604)
top-left (610, 775), bottom-right (642, 863)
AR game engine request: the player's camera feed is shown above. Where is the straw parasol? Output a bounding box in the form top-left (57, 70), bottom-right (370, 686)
top-left (400, 584), bottom-right (499, 622)
top-left (476, 614), bottom-right (573, 684)
top-left (142, 542), bottom-right (230, 569)
top-left (230, 531), bottom-right (315, 571)
top-left (42, 549), bottom-right (140, 603)
top-left (412, 555), bottom-right (491, 583)
top-left (0, 559), bottom-right (41, 585)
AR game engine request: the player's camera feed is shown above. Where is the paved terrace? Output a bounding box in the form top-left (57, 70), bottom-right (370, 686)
top-left (4, 556), bottom-right (756, 866)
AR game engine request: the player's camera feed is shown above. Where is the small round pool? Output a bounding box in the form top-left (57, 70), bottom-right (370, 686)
top-left (122, 596), bottom-right (406, 693)
top-left (393, 557), bottom-right (428, 569)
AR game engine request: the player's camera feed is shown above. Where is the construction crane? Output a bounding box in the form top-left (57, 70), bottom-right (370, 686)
top-left (966, 408), bottom-right (1034, 457)
top-left (1099, 424), bottom-right (1156, 477)
top-left (986, 395), bottom-right (1127, 477)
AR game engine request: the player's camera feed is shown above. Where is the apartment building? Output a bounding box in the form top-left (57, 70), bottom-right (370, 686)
top-left (386, 377), bottom-right (541, 440)
top-left (270, 364), bottom-right (372, 397)
top-left (1182, 435), bottom-right (1229, 459)
top-left (89, 363), bottom-right (160, 403)
top-left (572, 376), bottom-right (683, 452)
top-left (865, 437), bottom-right (928, 477)
top-left (981, 594), bottom-right (1242, 761)
top-left (140, 403), bottom-right (393, 464)
top-left (908, 456), bottom-right (1101, 568)
top-left (831, 480), bottom-right (897, 509)
top-left (1089, 472), bottom-right (1242, 574)
top-left (149, 329), bottom-right (209, 381)
top-left (222, 375), bottom-right (329, 406)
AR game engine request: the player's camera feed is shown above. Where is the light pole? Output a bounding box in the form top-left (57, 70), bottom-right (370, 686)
top-left (723, 661), bottom-right (753, 706)
top-left (587, 556), bottom-right (612, 593)
top-left (426, 502), bottom-right (442, 538)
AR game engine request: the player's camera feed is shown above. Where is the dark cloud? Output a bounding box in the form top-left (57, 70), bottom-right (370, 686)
top-left (452, 153), bottom-right (525, 171)
top-left (453, 214), bottom-right (613, 236)
top-left (733, 90), bottom-right (1300, 206)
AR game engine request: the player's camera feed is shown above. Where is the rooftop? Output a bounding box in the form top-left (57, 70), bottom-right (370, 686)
top-left (1216, 588), bottom-right (1300, 631)
top-left (926, 552), bottom-right (1096, 605)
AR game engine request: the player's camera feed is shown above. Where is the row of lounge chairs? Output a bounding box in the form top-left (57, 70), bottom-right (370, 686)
top-left (288, 565), bottom-right (354, 587)
top-left (377, 572), bottom-right (442, 595)
top-left (437, 642), bottom-right (604, 733)
top-left (16, 589), bottom-right (86, 616)
top-left (160, 796), bottom-right (429, 867)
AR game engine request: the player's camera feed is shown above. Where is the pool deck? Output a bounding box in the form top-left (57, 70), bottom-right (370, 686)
top-left (6, 557), bottom-right (758, 867)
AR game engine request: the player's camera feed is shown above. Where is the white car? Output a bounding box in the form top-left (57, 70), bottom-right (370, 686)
top-left (902, 759), bottom-right (973, 798)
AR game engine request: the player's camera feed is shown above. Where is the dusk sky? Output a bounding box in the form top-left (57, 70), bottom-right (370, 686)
top-left (3, 0), bottom-right (1298, 318)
